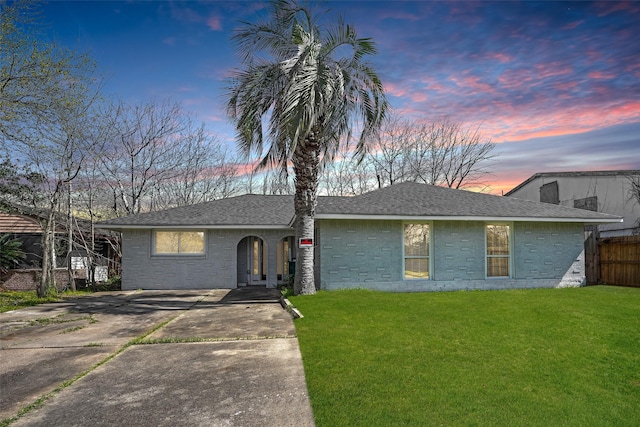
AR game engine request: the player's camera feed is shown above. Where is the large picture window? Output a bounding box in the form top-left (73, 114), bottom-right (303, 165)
top-left (486, 224), bottom-right (510, 277)
top-left (404, 223), bottom-right (430, 279)
top-left (154, 231), bottom-right (205, 255)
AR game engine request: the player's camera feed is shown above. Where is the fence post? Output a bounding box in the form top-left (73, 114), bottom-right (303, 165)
top-left (584, 226), bottom-right (600, 285)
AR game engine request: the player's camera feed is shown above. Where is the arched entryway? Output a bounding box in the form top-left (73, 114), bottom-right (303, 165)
top-left (237, 236), bottom-right (268, 286)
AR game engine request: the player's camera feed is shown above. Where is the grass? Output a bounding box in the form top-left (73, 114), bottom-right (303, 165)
top-left (290, 286), bottom-right (640, 427)
top-left (0, 290), bottom-right (92, 313)
top-left (0, 290), bottom-right (61, 312)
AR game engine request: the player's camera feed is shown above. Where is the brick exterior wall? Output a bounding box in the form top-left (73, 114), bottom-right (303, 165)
top-left (433, 220), bottom-right (485, 281)
top-left (118, 220), bottom-right (586, 292)
top-left (1, 269), bottom-right (76, 291)
top-left (317, 219), bottom-right (586, 292)
top-left (513, 222), bottom-right (585, 284)
top-left (121, 229), bottom-right (294, 290)
top-left (317, 219), bottom-right (402, 286)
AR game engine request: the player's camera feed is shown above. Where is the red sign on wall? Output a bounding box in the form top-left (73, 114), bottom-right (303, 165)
top-left (299, 238), bottom-right (314, 248)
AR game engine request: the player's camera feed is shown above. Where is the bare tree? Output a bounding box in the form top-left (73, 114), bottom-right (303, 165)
top-left (429, 118), bottom-right (496, 189)
top-left (149, 127), bottom-right (242, 209)
top-left (93, 99), bottom-right (240, 215)
top-left (74, 126), bottom-right (120, 286)
top-left (366, 115), bottom-right (415, 189)
top-left (0, 0), bottom-right (93, 144)
top-left (95, 100), bottom-right (190, 216)
top-left (364, 115), bottom-right (496, 190)
top-left (1, 0), bottom-right (102, 296)
top-left (12, 76), bottom-right (99, 296)
top-left (262, 165), bottom-right (294, 195)
top-left (0, 157), bottom-right (45, 209)
top-left (320, 141), bottom-right (375, 196)
top-left (627, 173), bottom-right (640, 233)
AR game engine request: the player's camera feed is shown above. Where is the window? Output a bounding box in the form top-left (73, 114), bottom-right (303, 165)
top-left (486, 224), bottom-right (510, 277)
top-left (404, 223), bottom-right (430, 279)
top-left (154, 231), bottom-right (205, 255)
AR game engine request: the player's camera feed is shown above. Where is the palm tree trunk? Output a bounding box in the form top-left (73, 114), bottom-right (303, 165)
top-left (292, 134), bottom-right (320, 295)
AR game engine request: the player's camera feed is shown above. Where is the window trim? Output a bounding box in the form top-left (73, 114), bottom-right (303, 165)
top-left (403, 221), bottom-right (432, 280)
top-left (152, 230), bottom-right (206, 256)
top-left (485, 222), bottom-right (512, 279)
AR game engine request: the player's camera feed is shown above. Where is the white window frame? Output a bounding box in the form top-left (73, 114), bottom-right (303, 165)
top-left (485, 223), bottom-right (512, 278)
top-left (152, 230), bottom-right (206, 256)
top-left (403, 222), bottom-right (432, 280)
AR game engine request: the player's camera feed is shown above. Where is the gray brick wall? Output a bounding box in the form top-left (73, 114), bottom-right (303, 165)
top-left (121, 228), bottom-right (294, 290)
top-left (513, 222), bottom-right (585, 282)
top-left (317, 219), bottom-right (402, 288)
top-left (433, 220), bottom-right (485, 281)
top-left (121, 220), bottom-right (586, 291)
top-left (318, 219), bottom-right (586, 292)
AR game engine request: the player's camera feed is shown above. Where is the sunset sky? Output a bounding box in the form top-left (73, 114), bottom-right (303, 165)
top-left (37, 0), bottom-right (640, 194)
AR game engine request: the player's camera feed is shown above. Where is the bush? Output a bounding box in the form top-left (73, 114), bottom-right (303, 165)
top-left (0, 234), bottom-right (26, 274)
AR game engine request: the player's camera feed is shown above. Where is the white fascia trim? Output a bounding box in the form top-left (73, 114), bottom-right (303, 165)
top-left (101, 224), bottom-right (294, 231)
top-left (314, 214), bottom-right (623, 224)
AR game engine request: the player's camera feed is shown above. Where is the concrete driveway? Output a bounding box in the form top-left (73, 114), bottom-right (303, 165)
top-left (0, 288), bottom-right (314, 426)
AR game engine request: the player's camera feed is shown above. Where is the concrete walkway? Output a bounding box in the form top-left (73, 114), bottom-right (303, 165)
top-left (0, 289), bottom-right (315, 426)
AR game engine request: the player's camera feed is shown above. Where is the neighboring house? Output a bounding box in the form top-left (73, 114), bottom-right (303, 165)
top-left (0, 208), bottom-right (119, 289)
top-left (0, 212), bottom-right (45, 268)
top-left (504, 170), bottom-right (640, 237)
top-left (98, 182), bottom-right (620, 292)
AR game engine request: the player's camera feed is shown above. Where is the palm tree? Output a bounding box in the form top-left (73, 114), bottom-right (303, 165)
top-left (0, 234), bottom-right (26, 274)
top-left (226, 0), bottom-right (388, 295)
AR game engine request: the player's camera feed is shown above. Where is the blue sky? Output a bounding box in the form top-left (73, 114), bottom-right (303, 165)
top-left (37, 0), bottom-right (640, 193)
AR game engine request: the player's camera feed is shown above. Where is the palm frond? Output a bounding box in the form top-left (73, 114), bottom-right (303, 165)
top-left (224, 0), bottom-right (388, 173)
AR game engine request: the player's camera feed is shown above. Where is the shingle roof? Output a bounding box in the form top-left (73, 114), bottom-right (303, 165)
top-left (98, 182), bottom-right (621, 230)
top-left (316, 182), bottom-right (621, 221)
top-left (98, 194), bottom-right (294, 228)
top-left (0, 213), bottom-right (42, 233)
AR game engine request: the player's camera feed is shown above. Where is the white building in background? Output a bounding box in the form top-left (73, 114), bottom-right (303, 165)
top-left (505, 170), bottom-right (640, 237)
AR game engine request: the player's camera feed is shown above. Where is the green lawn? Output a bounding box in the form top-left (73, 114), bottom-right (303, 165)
top-left (290, 286), bottom-right (640, 426)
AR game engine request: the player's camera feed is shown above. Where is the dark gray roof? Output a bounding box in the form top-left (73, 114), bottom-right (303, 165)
top-left (504, 170), bottom-right (640, 196)
top-left (98, 194), bottom-right (294, 229)
top-left (98, 182), bottom-right (621, 230)
top-left (316, 182), bottom-right (621, 221)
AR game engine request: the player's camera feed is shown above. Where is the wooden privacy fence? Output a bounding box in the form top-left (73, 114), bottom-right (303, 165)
top-left (597, 235), bottom-right (640, 287)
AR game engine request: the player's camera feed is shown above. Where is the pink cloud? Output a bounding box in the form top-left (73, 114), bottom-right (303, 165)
top-left (384, 82), bottom-right (409, 98)
top-left (485, 52), bottom-right (513, 64)
top-left (163, 37), bottom-right (176, 46)
top-left (482, 100), bottom-right (640, 143)
top-left (411, 92), bottom-right (427, 103)
top-left (207, 15), bottom-right (222, 31)
top-left (207, 114), bottom-right (225, 123)
top-left (450, 75), bottom-right (495, 94)
top-left (588, 71), bottom-right (616, 79)
top-left (553, 81), bottom-right (578, 91)
top-left (497, 63), bottom-right (573, 91)
top-left (533, 63), bottom-right (573, 79)
top-left (561, 20), bottom-right (584, 30)
top-left (497, 69), bottom-right (534, 90)
top-left (596, 2), bottom-right (640, 16)
top-left (585, 49), bottom-right (603, 62)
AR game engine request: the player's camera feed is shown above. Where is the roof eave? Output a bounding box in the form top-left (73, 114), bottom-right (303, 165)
top-left (314, 213), bottom-right (623, 223)
top-left (97, 224), bottom-right (294, 231)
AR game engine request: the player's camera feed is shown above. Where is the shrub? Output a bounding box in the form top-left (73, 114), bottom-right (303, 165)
top-left (0, 234), bottom-right (26, 274)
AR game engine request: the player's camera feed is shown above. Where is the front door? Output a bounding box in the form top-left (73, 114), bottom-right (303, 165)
top-left (248, 237), bottom-right (267, 285)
